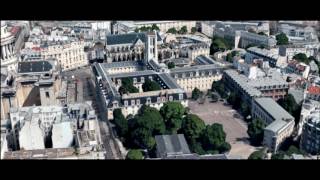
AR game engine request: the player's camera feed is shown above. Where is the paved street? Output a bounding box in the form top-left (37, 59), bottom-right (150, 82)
top-left (62, 66), bottom-right (123, 159)
top-left (188, 98), bottom-right (258, 159)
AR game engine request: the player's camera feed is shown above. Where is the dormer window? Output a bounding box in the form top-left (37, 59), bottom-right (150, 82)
top-left (146, 97), bottom-right (151, 104)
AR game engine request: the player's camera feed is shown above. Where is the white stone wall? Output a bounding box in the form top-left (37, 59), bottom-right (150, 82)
top-left (176, 75), bottom-right (222, 93)
top-left (41, 41), bottom-right (88, 71)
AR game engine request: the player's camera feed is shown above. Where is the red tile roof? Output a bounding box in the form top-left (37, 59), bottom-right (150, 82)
top-left (308, 86), bottom-right (320, 95)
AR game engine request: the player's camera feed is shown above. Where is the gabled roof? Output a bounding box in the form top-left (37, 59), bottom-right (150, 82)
top-left (155, 134), bottom-right (191, 157)
top-left (106, 32), bottom-right (162, 45)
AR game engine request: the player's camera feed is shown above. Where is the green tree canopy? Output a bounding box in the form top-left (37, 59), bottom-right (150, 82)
top-left (113, 109), bottom-right (128, 138)
top-left (151, 24), bottom-right (160, 31)
top-left (119, 78), bottom-right (139, 95)
top-left (160, 102), bottom-right (186, 133)
top-left (248, 149), bottom-right (265, 160)
top-left (258, 32), bottom-right (267, 36)
top-left (247, 118), bottom-right (266, 146)
top-left (200, 123), bottom-right (230, 153)
top-left (168, 62), bottom-right (175, 69)
top-left (167, 27), bottom-right (177, 34)
top-left (225, 53), bottom-right (233, 62)
top-left (126, 149), bottom-right (144, 160)
top-left (277, 94), bottom-right (301, 125)
top-left (130, 106), bottom-right (165, 149)
top-left (211, 80), bottom-right (227, 98)
top-left (191, 27), bottom-right (197, 34)
top-left (271, 151), bottom-right (286, 160)
top-left (142, 78), bottom-right (161, 92)
top-left (293, 53), bottom-right (310, 64)
top-left (180, 114), bottom-right (206, 142)
top-left (192, 87), bottom-right (202, 100)
top-left (179, 26), bottom-right (188, 34)
top-left (276, 33), bottom-right (289, 45)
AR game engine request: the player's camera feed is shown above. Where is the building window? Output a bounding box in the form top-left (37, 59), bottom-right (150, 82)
top-left (169, 96), bottom-right (173, 101)
top-left (179, 94), bottom-right (183, 100)
top-left (136, 99), bottom-right (140, 105)
top-left (147, 97), bottom-right (151, 104)
top-left (133, 78), bottom-right (137, 83)
top-left (45, 92), bottom-right (50, 98)
top-left (124, 100), bottom-right (128, 106)
top-left (131, 100), bottom-right (135, 106)
top-left (157, 97), bottom-right (161, 103)
top-left (141, 77), bottom-right (145, 83)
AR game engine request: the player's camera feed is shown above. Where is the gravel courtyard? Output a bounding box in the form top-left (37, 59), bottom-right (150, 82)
top-left (188, 99), bottom-right (258, 159)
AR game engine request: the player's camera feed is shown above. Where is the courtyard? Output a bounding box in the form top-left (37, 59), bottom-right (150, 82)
top-left (188, 98), bottom-right (258, 159)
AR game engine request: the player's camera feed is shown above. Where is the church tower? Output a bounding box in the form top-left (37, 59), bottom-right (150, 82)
top-left (145, 30), bottom-right (158, 64)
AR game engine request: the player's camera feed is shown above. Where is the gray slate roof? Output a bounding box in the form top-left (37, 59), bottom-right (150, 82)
top-left (254, 97), bottom-right (294, 122)
top-left (155, 134), bottom-right (191, 158)
top-left (106, 32), bottom-right (161, 45)
top-left (18, 60), bottom-right (53, 73)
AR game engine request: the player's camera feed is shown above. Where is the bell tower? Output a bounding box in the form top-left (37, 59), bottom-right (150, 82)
top-left (145, 30), bottom-right (158, 64)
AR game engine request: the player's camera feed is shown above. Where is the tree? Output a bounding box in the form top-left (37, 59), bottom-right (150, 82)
top-left (248, 149), bottom-right (265, 160)
top-left (130, 106), bottom-right (165, 149)
top-left (227, 92), bottom-right (241, 109)
top-left (258, 32), bottom-right (267, 36)
top-left (200, 123), bottom-right (229, 153)
top-left (211, 93), bottom-right (219, 102)
top-left (180, 114), bottom-right (206, 142)
top-left (142, 78), bottom-right (161, 92)
top-left (167, 27), bottom-right (177, 34)
top-left (210, 38), bottom-right (227, 54)
top-left (286, 145), bottom-right (303, 155)
top-left (240, 101), bottom-right (250, 118)
top-left (191, 27), bottom-right (197, 34)
top-left (211, 81), bottom-right (227, 98)
top-left (276, 33), bottom-right (289, 45)
top-left (192, 87), bottom-right (202, 100)
top-left (160, 102), bottom-right (186, 133)
top-left (151, 24), bottom-right (160, 31)
top-left (245, 44), bottom-right (256, 49)
top-left (179, 26), bottom-right (188, 34)
top-left (271, 151), bottom-right (286, 160)
top-left (293, 53), bottom-right (310, 64)
top-left (247, 118), bottom-right (266, 146)
top-left (168, 62), bottom-right (175, 69)
top-left (225, 53), bottom-right (233, 62)
top-left (119, 78), bottom-right (139, 95)
top-left (277, 94), bottom-right (301, 125)
top-left (126, 149), bottom-right (144, 160)
top-left (113, 109), bottom-right (128, 138)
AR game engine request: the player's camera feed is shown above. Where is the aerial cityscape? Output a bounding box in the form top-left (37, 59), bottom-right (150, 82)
top-left (0, 20), bottom-right (319, 160)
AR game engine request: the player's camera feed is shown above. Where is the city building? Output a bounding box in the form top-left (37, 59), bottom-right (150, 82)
top-left (114, 21), bottom-right (196, 34)
top-left (305, 85), bottom-right (320, 101)
top-left (245, 47), bottom-right (285, 68)
top-left (298, 98), bottom-right (320, 136)
top-left (286, 60), bottom-right (310, 79)
top-left (300, 109), bottom-right (320, 155)
top-left (223, 69), bottom-right (289, 105)
top-left (170, 63), bottom-right (223, 93)
top-left (1, 21), bottom-right (18, 71)
top-left (252, 97), bottom-right (295, 153)
top-left (155, 134), bottom-right (191, 158)
top-left (51, 121), bottom-right (74, 148)
top-left (278, 45), bottom-right (316, 60)
top-left (201, 21), bottom-right (270, 38)
top-left (279, 23), bottom-right (319, 43)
